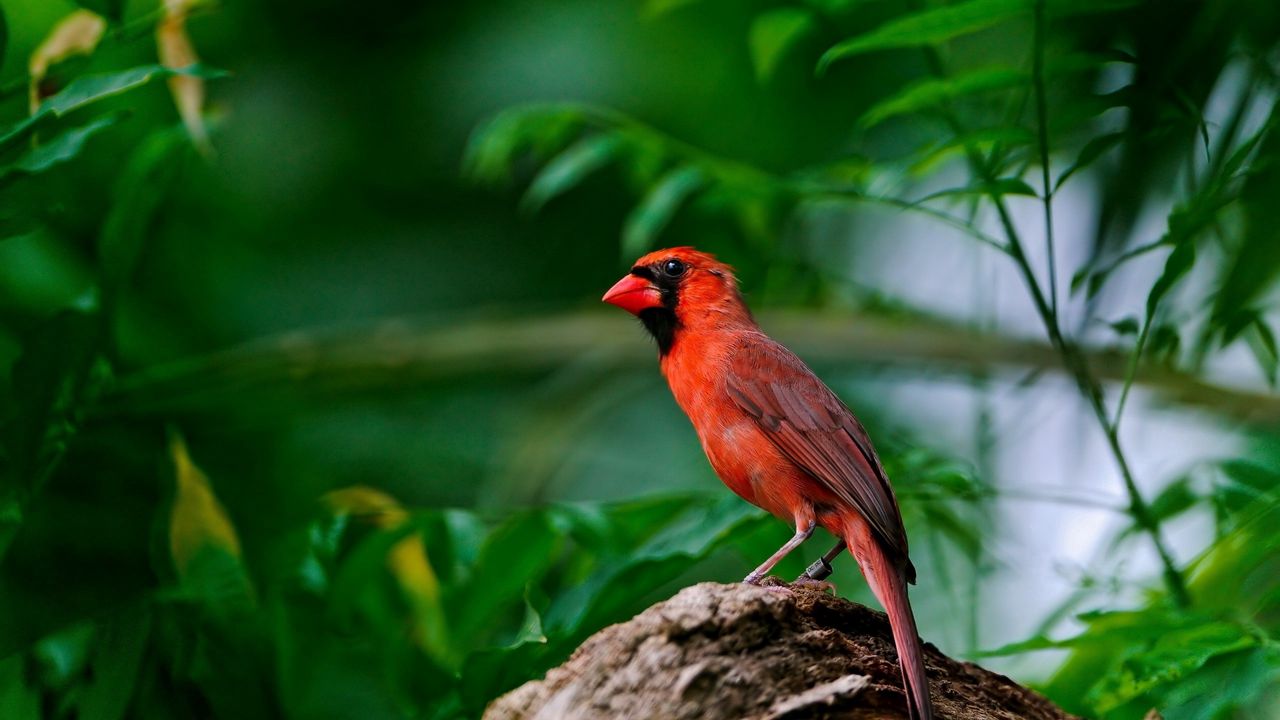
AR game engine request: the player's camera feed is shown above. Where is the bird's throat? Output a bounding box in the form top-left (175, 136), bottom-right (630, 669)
top-left (638, 307), bottom-right (678, 356)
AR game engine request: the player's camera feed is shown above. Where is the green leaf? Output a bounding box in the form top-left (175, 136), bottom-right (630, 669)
top-left (78, 606), bottom-right (150, 720)
top-left (818, 0), bottom-right (1028, 73)
top-left (643, 0), bottom-right (701, 18)
top-left (451, 511), bottom-right (558, 640)
top-left (73, 0), bottom-right (125, 23)
top-left (1055, 131), bottom-right (1124, 190)
top-left (0, 6), bottom-right (7, 78)
top-left (1210, 114), bottom-right (1280, 334)
top-left (918, 176), bottom-right (1038, 203)
top-left (457, 597), bottom-right (550, 713)
top-left (1107, 317), bottom-right (1140, 336)
top-left (621, 166), bottom-right (705, 259)
top-left (1145, 240), bottom-right (1195, 319)
top-left (6, 311), bottom-right (102, 494)
top-left (907, 126), bottom-right (1036, 175)
top-left (543, 496), bottom-right (763, 638)
top-left (463, 106), bottom-right (586, 185)
top-left (0, 65), bottom-right (226, 151)
top-left (520, 134), bottom-right (622, 213)
top-left (1090, 621), bottom-right (1255, 712)
top-left (0, 114), bottom-right (119, 182)
top-left (861, 67), bottom-right (1026, 127)
top-left (1149, 477), bottom-right (1198, 524)
top-left (99, 128), bottom-right (189, 295)
top-left (1246, 316), bottom-right (1278, 386)
top-left (749, 8), bottom-right (817, 84)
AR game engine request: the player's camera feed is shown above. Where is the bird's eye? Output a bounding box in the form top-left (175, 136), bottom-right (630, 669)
top-left (662, 259), bottom-right (686, 277)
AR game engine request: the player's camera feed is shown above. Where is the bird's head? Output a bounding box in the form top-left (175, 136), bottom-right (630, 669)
top-left (602, 247), bottom-right (752, 354)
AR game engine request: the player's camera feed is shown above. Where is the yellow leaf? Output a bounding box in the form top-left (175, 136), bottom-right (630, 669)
top-left (323, 485), bottom-right (447, 658)
top-left (157, 0), bottom-right (211, 153)
top-left (323, 485), bottom-right (411, 529)
top-left (29, 10), bottom-right (107, 114)
top-left (168, 430), bottom-right (242, 577)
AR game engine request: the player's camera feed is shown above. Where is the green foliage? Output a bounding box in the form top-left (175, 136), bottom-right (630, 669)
top-left (2, 0), bottom-right (1280, 718)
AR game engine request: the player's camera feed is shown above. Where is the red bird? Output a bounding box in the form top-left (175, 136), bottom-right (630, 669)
top-left (603, 247), bottom-right (932, 720)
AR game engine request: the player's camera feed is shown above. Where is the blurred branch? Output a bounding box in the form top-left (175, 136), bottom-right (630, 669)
top-left (95, 310), bottom-right (1280, 422)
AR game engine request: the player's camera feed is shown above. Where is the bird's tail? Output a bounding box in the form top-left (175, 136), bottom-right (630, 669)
top-left (844, 529), bottom-right (933, 720)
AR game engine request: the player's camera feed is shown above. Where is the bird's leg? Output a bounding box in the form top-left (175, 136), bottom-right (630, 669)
top-left (743, 521), bottom-right (815, 585)
top-left (798, 540), bottom-right (846, 582)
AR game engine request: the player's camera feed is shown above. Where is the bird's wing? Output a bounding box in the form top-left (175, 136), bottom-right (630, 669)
top-left (724, 336), bottom-right (912, 570)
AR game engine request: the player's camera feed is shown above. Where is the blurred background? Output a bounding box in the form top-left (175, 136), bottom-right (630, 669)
top-left (0, 0), bottom-right (1278, 717)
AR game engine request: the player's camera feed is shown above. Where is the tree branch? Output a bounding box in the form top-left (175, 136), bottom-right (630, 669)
top-left (95, 310), bottom-right (1280, 423)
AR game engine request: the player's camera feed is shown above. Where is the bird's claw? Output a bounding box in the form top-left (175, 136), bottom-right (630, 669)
top-left (742, 571), bottom-right (765, 585)
top-left (790, 576), bottom-right (837, 595)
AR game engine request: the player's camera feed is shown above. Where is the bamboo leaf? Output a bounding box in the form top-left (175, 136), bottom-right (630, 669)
top-left (521, 134), bottom-right (622, 213)
top-left (918, 176), bottom-right (1037, 203)
top-left (1146, 240), bottom-right (1195, 319)
top-left (908, 126), bottom-right (1036, 175)
top-left (621, 166), bottom-right (705, 258)
top-left (818, 0), bottom-right (1028, 73)
top-left (1055, 131), bottom-right (1124, 190)
top-left (861, 67), bottom-right (1026, 127)
top-left (749, 7), bottom-right (816, 84)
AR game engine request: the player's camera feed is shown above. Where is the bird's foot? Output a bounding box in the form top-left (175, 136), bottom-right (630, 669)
top-left (789, 576), bottom-right (836, 595)
top-left (743, 573), bottom-right (794, 594)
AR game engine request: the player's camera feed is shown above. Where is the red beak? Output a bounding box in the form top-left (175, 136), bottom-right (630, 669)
top-left (602, 273), bottom-right (663, 315)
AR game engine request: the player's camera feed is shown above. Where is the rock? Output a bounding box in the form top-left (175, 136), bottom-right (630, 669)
top-left (484, 581), bottom-right (1077, 720)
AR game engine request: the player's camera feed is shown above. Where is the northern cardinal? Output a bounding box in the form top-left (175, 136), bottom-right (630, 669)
top-left (603, 247), bottom-right (932, 720)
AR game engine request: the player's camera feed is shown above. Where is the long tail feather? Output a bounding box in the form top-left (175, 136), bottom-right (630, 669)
top-left (844, 525), bottom-right (933, 720)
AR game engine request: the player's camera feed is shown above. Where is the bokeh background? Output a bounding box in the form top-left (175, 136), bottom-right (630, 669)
top-left (1, 0), bottom-right (1278, 717)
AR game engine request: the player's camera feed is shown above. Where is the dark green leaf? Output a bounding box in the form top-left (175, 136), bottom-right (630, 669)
top-left (1055, 132), bottom-right (1124, 190)
top-left (520, 134), bottom-right (622, 213)
top-left (463, 106), bottom-right (586, 185)
top-left (457, 597), bottom-right (549, 712)
top-left (1210, 114), bottom-right (1280, 334)
top-left (1247, 316), bottom-right (1278, 386)
top-left (6, 312), bottom-right (102, 494)
top-left (749, 7), bottom-right (817, 84)
top-left (1090, 621), bottom-right (1255, 712)
top-left (0, 115), bottom-right (120, 182)
top-left (543, 496), bottom-right (763, 637)
top-left (861, 68), bottom-right (1026, 128)
top-left (818, 0), bottom-right (1028, 73)
top-left (452, 511), bottom-right (558, 639)
top-left (1145, 240), bottom-right (1195, 318)
top-left (73, 0), bottom-right (125, 23)
top-left (908, 126), bottom-right (1036, 175)
top-left (1148, 477), bottom-right (1198, 524)
top-left (0, 6), bottom-right (7, 78)
top-left (0, 65), bottom-right (225, 152)
top-left (918, 177), bottom-right (1038, 203)
top-left (78, 606), bottom-right (150, 720)
top-left (621, 166), bottom-right (705, 258)
top-left (1107, 317), bottom-right (1140, 336)
top-left (99, 129), bottom-right (195, 294)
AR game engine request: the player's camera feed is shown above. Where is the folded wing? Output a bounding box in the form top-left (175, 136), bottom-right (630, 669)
top-left (724, 335), bottom-right (914, 581)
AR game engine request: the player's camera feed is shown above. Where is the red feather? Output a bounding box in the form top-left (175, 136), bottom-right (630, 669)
top-left (605, 247), bottom-right (933, 720)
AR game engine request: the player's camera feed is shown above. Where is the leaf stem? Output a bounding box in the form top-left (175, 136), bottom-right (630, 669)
top-left (1032, 0), bottom-right (1059, 321)
top-left (918, 42), bottom-right (1192, 607)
